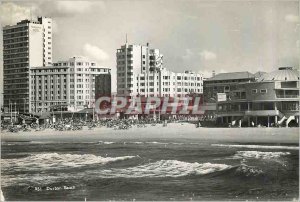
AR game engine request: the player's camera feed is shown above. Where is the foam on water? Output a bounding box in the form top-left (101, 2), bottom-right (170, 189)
top-left (98, 141), bottom-right (115, 145)
top-left (93, 160), bottom-right (232, 178)
top-left (1, 153), bottom-right (136, 171)
top-left (235, 164), bottom-right (264, 177)
top-left (233, 151), bottom-right (290, 160)
top-left (212, 144), bottom-right (299, 150)
top-left (146, 141), bottom-right (168, 145)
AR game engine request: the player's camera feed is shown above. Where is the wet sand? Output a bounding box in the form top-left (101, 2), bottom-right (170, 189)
top-left (1, 123), bottom-right (299, 144)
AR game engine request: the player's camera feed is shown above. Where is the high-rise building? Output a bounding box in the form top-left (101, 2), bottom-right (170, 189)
top-left (30, 56), bottom-right (111, 112)
top-left (116, 43), bottom-right (163, 96)
top-left (116, 43), bottom-right (203, 98)
top-left (3, 17), bottom-right (52, 113)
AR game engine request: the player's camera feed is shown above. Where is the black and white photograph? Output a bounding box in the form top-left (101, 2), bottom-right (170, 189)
top-left (0, 0), bottom-right (299, 201)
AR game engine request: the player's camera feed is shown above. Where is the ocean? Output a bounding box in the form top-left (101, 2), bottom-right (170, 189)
top-left (1, 138), bottom-right (299, 201)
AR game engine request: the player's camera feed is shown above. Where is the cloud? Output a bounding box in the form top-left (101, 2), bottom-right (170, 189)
top-left (83, 43), bottom-right (109, 62)
top-left (0, 2), bottom-right (31, 25)
top-left (52, 19), bottom-right (59, 34)
top-left (182, 49), bottom-right (194, 60)
top-left (199, 50), bottom-right (217, 61)
top-left (39, 1), bottom-right (106, 17)
top-left (198, 70), bottom-right (214, 78)
top-left (0, 1), bottom-right (105, 23)
top-left (54, 1), bottom-right (97, 15)
top-left (285, 14), bottom-right (299, 23)
top-left (199, 69), bottom-right (227, 78)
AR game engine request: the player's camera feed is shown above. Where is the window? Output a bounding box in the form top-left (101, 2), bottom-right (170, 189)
top-left (252, 89), bottom-right (257, 93)
top-left (260, 89), bottom-right (267, 93)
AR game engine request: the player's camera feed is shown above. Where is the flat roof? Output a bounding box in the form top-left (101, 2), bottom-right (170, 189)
top-left (207, 71), bottom-right (255, 81)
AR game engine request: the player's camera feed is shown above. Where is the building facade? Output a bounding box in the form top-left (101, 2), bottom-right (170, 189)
top-left (203, 71), bottom-right (256, 103)
top-left (202, 71), bottom-right (257, 118)
top-left (216, 67), bottom-right (299, 127)
top-left (116, 43), bottom-right (163, 96)
top-left (30, 56), bottom-right (111, 112)
top-left (136, 69), bottom-right (203, 97)
top-left (95, 73), bottom-right (112, 97)
top-left (3, 17), bottom-right (52, 113)
top-left (116, 43), bottom-right (203, 98)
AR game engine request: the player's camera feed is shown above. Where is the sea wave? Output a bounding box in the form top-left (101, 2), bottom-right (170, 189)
top-left (211, 144), bottom-right (299, 150)
top-left (145, 141), bottom-right (168, 145)
top-left (93, 160), bottom-right (232, 178)
top-left (233, 151), bottom-right (290, 160)
top-left (98, 141), bottom-right (115, 145)
top-left (235, 164), bottom-right (264, 177)
top-left (1, 153), bottom-right (137, 171)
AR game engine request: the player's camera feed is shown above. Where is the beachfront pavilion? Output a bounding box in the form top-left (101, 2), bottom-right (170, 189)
top-left (216, 67), bottom-right (299, 127)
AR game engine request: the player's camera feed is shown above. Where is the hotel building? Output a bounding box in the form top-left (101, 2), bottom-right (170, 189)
top-left (116, 43), bottom-right (203, 98)
top-left (202, 71), bottom-right (259, 119)
top-left (30, 56), bottom-right (111, 112)
top-left (215, 67), bottom-right (299, 127)
top-left (3, 17), bottom-right (52, 113)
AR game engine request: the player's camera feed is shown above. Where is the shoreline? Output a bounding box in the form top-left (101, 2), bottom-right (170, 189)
top-left (1, 123), bottom-right (299, 144)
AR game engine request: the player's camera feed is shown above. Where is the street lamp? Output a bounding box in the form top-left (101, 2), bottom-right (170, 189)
top-left (14, 102), bottom-right (17, 122)
top-left (9, 100), bottom-right (12, 124)
top-left (22, 98), bottom-right (26, 114)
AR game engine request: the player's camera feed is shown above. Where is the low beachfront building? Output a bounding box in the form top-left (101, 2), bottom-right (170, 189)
top-left (216, 67), bottom-right (299, 127)
top-left (203, 71), bottom-right (262, 120)
top-left (30, 56), bottom-right (111, 113)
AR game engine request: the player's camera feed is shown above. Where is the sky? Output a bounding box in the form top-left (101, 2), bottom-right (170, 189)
top-left (0, 0), bottom-right (299, 94)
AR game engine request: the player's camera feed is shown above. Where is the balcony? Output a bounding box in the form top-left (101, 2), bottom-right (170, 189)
top-left (217, 111), bottom-right (245, 117)
top-left (245, 110), bottom-right (280, 116)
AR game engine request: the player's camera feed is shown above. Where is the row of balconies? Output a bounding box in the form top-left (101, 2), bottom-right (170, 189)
top-left (3, 37), bottom-right (29, 45)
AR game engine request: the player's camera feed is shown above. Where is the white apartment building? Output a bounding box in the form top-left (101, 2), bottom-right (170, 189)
top-left (116, 43), bottom-right (163, 96)
top-left (3, 17), bottom-right (52, 112)
top-left (116, 43), bottom-right (203, 97)
top-left (136, 69), bottom-right (203, 97)
top-left (37, 17), bottom-right (53, 66)
top-left (30, 56), bottom-right (111, 112)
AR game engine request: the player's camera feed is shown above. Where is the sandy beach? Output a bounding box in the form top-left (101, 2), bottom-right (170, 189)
top-left (1, 123), bottom-right (299, 144)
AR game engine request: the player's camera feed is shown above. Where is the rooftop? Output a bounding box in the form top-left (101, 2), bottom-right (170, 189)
top-left (207, 71), bottom-right (255, 81)
top-left (258, 67), bottom-right (299, 81)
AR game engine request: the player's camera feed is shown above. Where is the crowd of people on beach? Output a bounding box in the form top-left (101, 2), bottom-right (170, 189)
top-left (1, 117), bottom-right (179, 133)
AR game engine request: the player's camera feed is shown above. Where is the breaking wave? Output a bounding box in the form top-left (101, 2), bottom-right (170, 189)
top-left (93, 160), bottom-right (232, 178)
top-left (211, 144), bottom-right (299, 150)
top-left (1, 153), bottom-right (137, 171)
top-left (145, 141), bottom-right (168, 145)
top-left (233, 151), bottom-right (290, 160)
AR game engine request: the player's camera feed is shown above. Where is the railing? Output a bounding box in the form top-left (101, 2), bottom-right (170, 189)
top-left (276, 94), bottom-right (299, 98)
